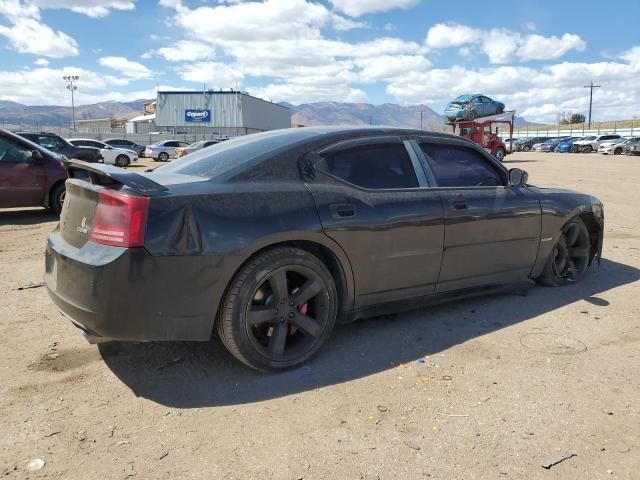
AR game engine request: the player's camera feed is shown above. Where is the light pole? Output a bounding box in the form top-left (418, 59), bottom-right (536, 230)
top-left (420, 110), bottom-right (423, 130)
top-left (63, 75), bottom-right (79, 132)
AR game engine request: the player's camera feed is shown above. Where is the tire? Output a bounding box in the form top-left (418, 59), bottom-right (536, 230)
top-left (467, 110), bottom-right (477, 121)
top-left (536, 217), bottom-right (591, 287)
top-left (217, 247), bottom-right (338, 371)
top-left (614, 147), bottom-right (623, 155)
top-left (115, 154), bottom-right (129, 168)
top-left (522, 145), bottom-right (531, 152)
top-left (158, 152), bottom-right (169, 162)
top-left (494, 147), bottom-right (506, 162)
top-left (582, 145), bottom-right (593, 153)
top-left (50, 183), bottom-right (66, 216)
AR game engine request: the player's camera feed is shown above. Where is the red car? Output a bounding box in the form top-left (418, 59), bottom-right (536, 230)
top-left (0, 128), bottom-right (68, 214)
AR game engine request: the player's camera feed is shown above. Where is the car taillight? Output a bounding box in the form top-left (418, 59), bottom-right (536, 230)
top-left (89, 189), bottom-right (149, 247)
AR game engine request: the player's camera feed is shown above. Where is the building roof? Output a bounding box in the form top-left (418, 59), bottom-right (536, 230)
top-left (128, 113), bottom-right (155, 123)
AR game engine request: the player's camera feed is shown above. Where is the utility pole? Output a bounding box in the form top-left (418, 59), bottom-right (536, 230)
top-left (368, 115), bottom-right (372, 125)
top-left (63, 75), bottom-right (79, 132)
top-left (583, 81), bottom-right (601, 129)
top-left (420, 110), bottom-right (423, 130)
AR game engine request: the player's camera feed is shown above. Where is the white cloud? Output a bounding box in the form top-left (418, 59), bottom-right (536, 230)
top-left (384, 53), bottom-right (640, 122)
top-left (425, 23), bottom-right (483, 48)
top-left (249, 82), bottom-right (367, 105)
top-left (356, 55), bottom-right (431, 82)
top-left (329, 0), bottom-right (420, 17)
top-left (145, 40), bottom-right (215, 62)
top-left (98, 56), bottom-right (152, 79)
top-left (31, 0), bottom-right (135, 17)
top-left (179, 62), bottom-right (244, 88)
top-left (516, 33), bottom-right (586, 61)
top-left (0, 17), bottom-right (78, 57)
top-left (425, 23), bottom-right (586, 63)
top-left (0, 66), bottom-right (153, 105)
top-left (34, 58), bottom-right (49, 66)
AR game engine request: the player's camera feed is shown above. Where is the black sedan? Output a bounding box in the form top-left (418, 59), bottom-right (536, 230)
top-left (45, 127), bottom-right (604, 371)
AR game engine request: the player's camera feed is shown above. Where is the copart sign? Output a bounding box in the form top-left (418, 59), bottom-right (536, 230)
top-left (185, 109), bottom-right (211, 123)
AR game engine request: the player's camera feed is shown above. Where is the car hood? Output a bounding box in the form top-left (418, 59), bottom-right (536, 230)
top-left (528, 186), bottom-right (602, 206)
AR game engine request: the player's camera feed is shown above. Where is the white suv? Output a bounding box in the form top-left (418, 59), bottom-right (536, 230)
top-left (573, 134), bottom-right (621, 153)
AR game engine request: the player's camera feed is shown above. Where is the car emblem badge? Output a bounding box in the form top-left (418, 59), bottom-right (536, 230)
top-left (76, 217), bottom-right (89, 235)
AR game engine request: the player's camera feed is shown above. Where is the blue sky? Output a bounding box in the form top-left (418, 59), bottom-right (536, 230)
top-left (0, 0), bottom-right (638, 122)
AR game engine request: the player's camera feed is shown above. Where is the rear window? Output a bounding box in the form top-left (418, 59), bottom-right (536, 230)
top-left (156, 129), bottom-right (319, 179)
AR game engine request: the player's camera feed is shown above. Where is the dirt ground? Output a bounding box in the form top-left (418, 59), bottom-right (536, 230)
top-left (1, 152), bottom-right (638, 479)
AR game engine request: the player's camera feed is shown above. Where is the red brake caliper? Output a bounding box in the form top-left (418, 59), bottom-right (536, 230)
top-left (289, 302), bottom-right (308, 335)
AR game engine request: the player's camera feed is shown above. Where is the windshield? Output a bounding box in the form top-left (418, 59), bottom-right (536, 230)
top-left (155, 129), bottom-right (320, 179)
top-left (453, 95), bottom-right (471, 102)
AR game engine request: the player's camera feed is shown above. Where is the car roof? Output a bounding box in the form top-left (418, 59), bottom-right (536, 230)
top-left (69, 138), bottom-right (106, 143)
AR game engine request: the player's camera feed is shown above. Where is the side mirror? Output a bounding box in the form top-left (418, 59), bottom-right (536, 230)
top-left (509, 168), bottom-right (528, 186)
top-left (31, 150), bottom-right (44, 163)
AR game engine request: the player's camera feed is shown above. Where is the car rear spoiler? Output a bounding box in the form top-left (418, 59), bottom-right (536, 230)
top-left (63, 159), bottom-right (168, 194)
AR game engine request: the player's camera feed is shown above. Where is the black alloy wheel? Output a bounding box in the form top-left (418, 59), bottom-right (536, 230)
top-left (218, 247), bottom-right (337, 371)
top-left (538, 217), bottom-right (591, 286)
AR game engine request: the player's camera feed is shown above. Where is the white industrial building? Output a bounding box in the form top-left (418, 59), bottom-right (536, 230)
top-left (127, 90), bottom-right (290, 136)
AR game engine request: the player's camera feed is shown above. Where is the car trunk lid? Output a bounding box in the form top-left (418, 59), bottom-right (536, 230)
top-left (59, 160), bottom-right (167, 249)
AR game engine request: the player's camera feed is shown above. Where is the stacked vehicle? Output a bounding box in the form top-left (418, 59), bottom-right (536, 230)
top-left (444, 94), bottom-right (513, 161)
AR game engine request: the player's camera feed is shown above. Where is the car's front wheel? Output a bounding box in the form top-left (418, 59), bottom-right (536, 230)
top-left (582, 145), bottom-right (593, 153)
top-left (494, 147), bottom-right (506, 162)
top-left (217, 247), bottom-right (338, 371)
top-left (158, 152), bottom-right (169, 162)
top-left (522, 145), bottom-right (531, 152)
top-left (537, 217), bottom-right (591, 287)
top-left (614, 147), bottom-right (623, 155)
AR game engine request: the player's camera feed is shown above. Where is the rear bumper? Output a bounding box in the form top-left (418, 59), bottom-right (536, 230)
top-left (44, 231), bottom-right (237, 341)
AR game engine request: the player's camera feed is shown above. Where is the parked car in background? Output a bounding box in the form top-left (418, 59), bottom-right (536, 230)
top-left (444, 94), bottom-right (505, 121)
top-left (145, 140), bottom-right (190, 161)
top-left (598, 137), bottom-right (637, 155)
top-left (623, 138), bottom-right (640, 155)
top-left (103, 138), bottom-right (146, 157)
top-left (68, 139), bottom-right (138, 167)
top-left (14, 131), bottom-right (101, 163)
top-left (45, 127), bottom-right (604, 371)
top-left (175, 139), bottom-right (220, 158)
top-left (0, 128), bottom-right (67, 214)
top-left (516, 137), bottom-right (552, 152)
top-left (555, 137), bottom-right (584, 153)
top-left (535, 137), bottom-right (570, 152)
top-left (573, 134), bottom-right (621, 153)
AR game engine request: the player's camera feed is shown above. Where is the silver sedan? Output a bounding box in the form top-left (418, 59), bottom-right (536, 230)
top-left (145, 140), bottom-right (190, 161)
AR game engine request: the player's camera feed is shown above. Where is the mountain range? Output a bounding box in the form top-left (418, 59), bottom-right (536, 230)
top-left (0, 99), bottom-right (534, 129)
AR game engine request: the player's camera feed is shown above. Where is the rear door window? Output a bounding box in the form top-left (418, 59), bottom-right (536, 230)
top-left (0, 137), bottom-right (33, 163)
top-left (419, 143), bottom-right (504, 188)
top-left (322, 142), bottom-right (419, 190)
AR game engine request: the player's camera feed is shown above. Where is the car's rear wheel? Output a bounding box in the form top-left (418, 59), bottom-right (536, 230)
top-left (115, 154), bottom-right (129, 168)
top-left (217, 247), bottom-right (338, 371)
top-left (494, 147), bottom-right (506, 162)
top-left (537, 217), bottom-right (591, 287)
top-left (158, 152), bottom-right (169, 162)
top-left (50, 183), bottom-right (66, 216)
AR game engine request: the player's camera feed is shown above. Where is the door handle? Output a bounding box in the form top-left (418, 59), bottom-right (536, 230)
top-left (329, 203), bottom-right (355, 218)
top-left (449, 194), bottom-right (467, 210)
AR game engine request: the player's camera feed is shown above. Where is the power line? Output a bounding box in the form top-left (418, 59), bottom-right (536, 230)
top-left (583, 81), bottom-right (601, 129)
